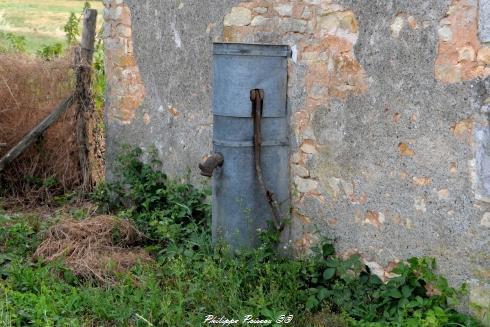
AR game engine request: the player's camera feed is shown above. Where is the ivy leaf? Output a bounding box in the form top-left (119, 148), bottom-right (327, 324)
top-left (325, 257), bottom-right (339, 268)
top-left (369, 275), bottom-right (383, 285)
top-left (399, 297), bottom-right (410, 307)
top-left (317, 287), bottom-right (329, 300)
top-left (344, 254), bottom-right (362, 268)
top-left (402, 285), bottom-right (413, 298)
top-left (323, 268), bottom-right (336, 281)
top-left (322, 243), bottom-right (335, 257)
top-left (386, 288), bottom-right (402, 299)
top-left (306, 296), bottom-right (319, 310)
top-left (260, 308), bottom-right (273, 319)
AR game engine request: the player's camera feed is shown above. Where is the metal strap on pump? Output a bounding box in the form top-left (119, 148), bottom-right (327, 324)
top-left (251, 89), bottom-right (285, 232)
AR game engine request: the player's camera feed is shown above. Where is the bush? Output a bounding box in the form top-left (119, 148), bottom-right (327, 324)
top-left (93, 146), bottom-right (210, 255)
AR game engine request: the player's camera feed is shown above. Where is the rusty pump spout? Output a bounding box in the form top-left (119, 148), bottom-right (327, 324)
top-left (199, 153), bottom-right (224, 177)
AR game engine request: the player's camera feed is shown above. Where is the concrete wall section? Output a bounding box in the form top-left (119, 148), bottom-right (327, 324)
top-left (104, 0), bottom-right (241, 180)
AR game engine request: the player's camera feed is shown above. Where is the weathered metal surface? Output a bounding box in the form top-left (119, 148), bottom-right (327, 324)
top-left (480, 0), bottom-right (490, 43)
top-left (213, 43), bottom-right (290, 118)
top-left (212, 43), bottom-right (290, 250)
top-left (474, 111), bottom-right (490, 202)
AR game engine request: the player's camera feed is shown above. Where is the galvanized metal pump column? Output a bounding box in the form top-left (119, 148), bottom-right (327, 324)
top-left (199, 43), bottom-right (291, 251)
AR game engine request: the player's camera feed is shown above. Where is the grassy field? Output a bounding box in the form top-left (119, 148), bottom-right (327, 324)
top-left (0, 0), bottom-right (103, 53)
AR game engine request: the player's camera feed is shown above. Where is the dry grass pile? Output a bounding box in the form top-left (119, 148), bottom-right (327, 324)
top-left (34, 215), bottom-right (153, 282)
top-left (0, 52), bottom-right (80, 201)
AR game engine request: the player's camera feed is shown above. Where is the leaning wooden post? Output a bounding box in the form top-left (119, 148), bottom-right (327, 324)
top-left (0, 96), bottom-right (75, 172)
top-left (75, 8), bottom-right (97, 192)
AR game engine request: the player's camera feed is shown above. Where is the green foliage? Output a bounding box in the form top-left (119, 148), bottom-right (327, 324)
top-left (0, 252), bottom-right (316, 327)
top-left (64, 12), bottom-right (80, 45)
top-left (0, 0), bottom-right (103, 54)
top-left (303, 242), bottom-right (482, 326)
top-left (6, 33), bottom-right (27, 53)
top-left (18, 175), bottom-right (62, 200)
top-left (86, 145), bottom-right (341, 325)
top-left (37, 42), bottom-right (64, 60)
top-left (0, 212), bottom-right (326, 326)
top-left (93, 146), bottom-right (210, 257)
top-left (0, 147), bottom-right (482, 326)
top-left (36, 3), bottom-right (100, 61)
top-left (0, 215), bottom-right (38, 259)
top-left (0, 32), bottom-right (27, 53)
top-left (93, 30), bottom-right (106, 112)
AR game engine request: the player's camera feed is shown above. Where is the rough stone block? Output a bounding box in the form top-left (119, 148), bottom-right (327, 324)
top-left (438, 25), bottom-right (452, 42)
top-left (116, 24), bottom-right (132, 38)
top-left (292, 164), bottom-right (309, 178)
top-left (223, 7), bottom-right (252, 27)
top-left (478, 47), bottom-right (490, 64)
top-left (277, 18), bottom-right (307, 33)
top-left (295, 176), bottom-right (318, 193)
top-left (254, 7), bottom-right (268, 14)
top-left (459, 46), bottom-right (476, 61)
top-left (318, 14), bottom-right (339, 33)
top-left (103, 6), bottom-right (122, 21)
top-left (274, 4), bottom-right (293, 17)
top-left (391, 16), bottom-right (405, 38)
top-left (481, 212), bottom-right (490, 227)
top-left (251, 16), bottom-right (271, 27)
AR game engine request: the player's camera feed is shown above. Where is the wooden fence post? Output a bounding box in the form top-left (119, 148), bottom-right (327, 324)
top-left (0, 8), bottom-right (99, 183)
top-left (75, 8), bottom-right (97, 192)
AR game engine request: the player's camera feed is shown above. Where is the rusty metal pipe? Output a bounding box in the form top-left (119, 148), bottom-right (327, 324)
top-left (251, 89), bottom-right (284, 232)
top-left (199, 153), bottom-right (224, 177)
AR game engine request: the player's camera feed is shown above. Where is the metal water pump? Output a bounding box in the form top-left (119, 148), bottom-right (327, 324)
top-left (199, 43), bottom-right (291, 250)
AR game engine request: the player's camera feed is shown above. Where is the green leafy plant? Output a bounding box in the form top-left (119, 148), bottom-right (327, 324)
top-left (93, 146), bottom-right (211, 256)
top-left (0, 32), bottom-right (27, 53)
top-left (64, 3), bottom-right (92, 47)
top-left (64, 13), bottom-right (80, 45)
top-left (37, 42), bottom-right (64, 60)
top-left (303, 242), bottom-right (482, 326)
top-left (93, 33), bottom-right (106, 112)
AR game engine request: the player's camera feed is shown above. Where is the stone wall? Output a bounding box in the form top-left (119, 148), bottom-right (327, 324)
top-left (103, 0), bottom-right (145, 126)
top-left (103, 0), bottom-right (489, 319)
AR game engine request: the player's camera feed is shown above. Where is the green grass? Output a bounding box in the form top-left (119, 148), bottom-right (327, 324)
top-left (0, 148), bottom-right (483, 326)
top-left (0, 204), bottom-right (481, 327)
top-left (0, 209), bottom-right (346, 327)
top-left (0, 0), bottom-right (103, 53)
